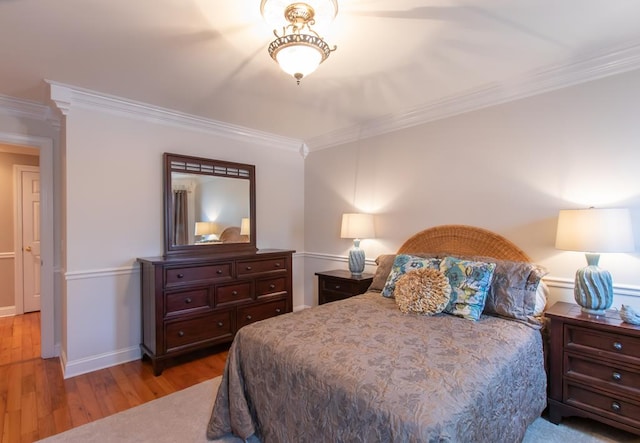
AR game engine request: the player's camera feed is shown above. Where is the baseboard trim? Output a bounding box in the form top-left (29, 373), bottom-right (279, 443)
top-left (62, 346), bottom-right (141, 379)
top-left (0, 306), bottom-right (16, 317)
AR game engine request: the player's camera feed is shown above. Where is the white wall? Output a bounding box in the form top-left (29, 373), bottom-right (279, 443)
top-left (57, 90), bottom-right (305, 377)
top-left (304, 69), bottom-right (640, 310)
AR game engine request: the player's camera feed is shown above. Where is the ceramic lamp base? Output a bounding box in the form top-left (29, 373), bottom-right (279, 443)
top-left (574, 264), bottom-right (613, 316)
top-left (348, 247), bottom-right (365, 276)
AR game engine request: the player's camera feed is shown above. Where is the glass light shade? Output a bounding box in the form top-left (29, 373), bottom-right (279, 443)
top-left (555, 208), bottom-right (635, 253)
top-left (340, 213), bottom-right (375, 240)
top-left (275, 44), bottom-right (323, 78)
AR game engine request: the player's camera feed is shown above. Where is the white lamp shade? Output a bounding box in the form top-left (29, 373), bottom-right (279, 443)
top-left (555, 208), bottom-right (635, 253)
top-left (195, 221), bottom-right (218, 236)
top-left (340, 213), bottom-right (375, 240)
top-left (240, 217), bottom-right (251, 236)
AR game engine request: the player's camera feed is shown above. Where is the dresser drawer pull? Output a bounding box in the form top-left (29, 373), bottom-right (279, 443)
top-left (245, 266), bottom-right (252, 271)
top-left (275, 263), bottom-right (281, 268)
top-left (217, 321), bottom-right (224, 327)
top-left (184, 298), bottom-right (192, 304)
top-left (334, 285), bottom-right (341, 290)
top-left (275, 308), bottom-right (282, 314)
top-left (612, 372), bottom-right (622, 381)
top-left (269, 284), bottom-right (276, 289)
top-left (246, 315), bottom-right (252, 321)
top-left (216, 269), bottom-right (223, 274)
top-left (177, 273), bottom-right (184, 279)
top-left (178, 330), bottom-right (185, 337)
top-left (232, 290), bottom-right (238, 296)
top-left (613, 342), bottom-right (623, 351)
top-left (611, 402), bottom-right (621, 413)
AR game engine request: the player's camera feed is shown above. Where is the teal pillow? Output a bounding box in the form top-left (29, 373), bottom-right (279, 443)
top-left (440, 256), bottom-right (496, 321)
top-left (381, 254), bottom-right (441, 298)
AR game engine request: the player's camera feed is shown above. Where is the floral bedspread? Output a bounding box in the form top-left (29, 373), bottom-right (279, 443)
top-left (207, 292), bottom-right (546, 442)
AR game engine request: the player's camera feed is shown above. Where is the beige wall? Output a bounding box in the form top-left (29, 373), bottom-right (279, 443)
top-left (304, 68), bottom-right (640, 310)
top-left (0, 149), bottom-right (39, 308)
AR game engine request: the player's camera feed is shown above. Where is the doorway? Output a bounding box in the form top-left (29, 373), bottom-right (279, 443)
top-left (0, 133), bottom-right (54, 359)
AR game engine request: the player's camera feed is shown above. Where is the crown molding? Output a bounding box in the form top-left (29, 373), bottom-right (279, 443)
top-left (47, 81), bottom-right (303, 152)
top-left (305, 40), bottom-right (640, 151)
top-left (0, 94), bottom-right (60, 127)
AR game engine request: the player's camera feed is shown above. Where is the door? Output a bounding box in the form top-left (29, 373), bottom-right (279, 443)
top-left (21, 168), bottom-right (40, 312)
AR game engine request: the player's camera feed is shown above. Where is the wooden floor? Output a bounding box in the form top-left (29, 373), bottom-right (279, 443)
top-left (0, 312), bottom-right (228, 443)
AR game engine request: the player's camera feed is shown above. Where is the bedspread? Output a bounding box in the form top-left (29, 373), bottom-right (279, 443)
top-left (207, 292), bottom-right (546, 442)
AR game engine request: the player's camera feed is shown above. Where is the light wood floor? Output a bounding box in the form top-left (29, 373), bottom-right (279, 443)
top-left (0, 312), bottom-right (228, 443)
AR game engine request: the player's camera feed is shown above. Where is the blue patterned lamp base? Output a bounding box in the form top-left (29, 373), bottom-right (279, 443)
top-left (348, 241), bottom-right (365, 276)
top-left (574, 264), bottom-right (613, 315)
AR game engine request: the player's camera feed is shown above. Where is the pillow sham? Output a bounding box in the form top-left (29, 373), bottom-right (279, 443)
top-left (394, 268), bottom-right (452, 315)
top-left (440, 256), bottom-right (496, 321)
top-left (381, 254), bottom-right (441, 298)
top-left (368, 254), bottom-right (397, 292)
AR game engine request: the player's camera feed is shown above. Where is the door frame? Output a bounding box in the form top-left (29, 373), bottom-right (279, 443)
top-left (4, 133), bottom-right (55, 358)
top-left (14, 165), bottom-right (41, 315)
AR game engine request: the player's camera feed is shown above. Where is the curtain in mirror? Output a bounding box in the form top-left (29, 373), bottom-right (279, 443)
top-left (173, 190), bottom-right (188, 245)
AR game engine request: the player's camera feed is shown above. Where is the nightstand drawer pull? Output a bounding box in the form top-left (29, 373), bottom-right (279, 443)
top-left (613, 342), bottom-right (623, 351)
top-left (184, 297), bottom-right (192, 304)
top-left (612, 371), bottom-right (622, 381)
top-left (611, 402), bottom-right (621, 412)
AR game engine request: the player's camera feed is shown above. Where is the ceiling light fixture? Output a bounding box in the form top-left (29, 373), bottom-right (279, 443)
top-left (261, 0), bottom-right (338, 85)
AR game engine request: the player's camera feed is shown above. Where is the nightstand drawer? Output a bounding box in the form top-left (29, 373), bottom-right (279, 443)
top-left (565, 383), bottom-right (640, 426)
top-left (321, 278), bottom-right (361, 296)
top-left (566, 353), bottom-right (640, 397)
top-left (566, 325), bottom-right (640, 365)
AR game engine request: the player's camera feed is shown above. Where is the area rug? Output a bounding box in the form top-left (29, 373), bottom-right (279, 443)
top-left (38, 376), bottom-right (640, 442)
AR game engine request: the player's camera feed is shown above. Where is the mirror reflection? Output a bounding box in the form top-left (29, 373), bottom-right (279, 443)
top-left (171, 172), bottom-right (251, 246)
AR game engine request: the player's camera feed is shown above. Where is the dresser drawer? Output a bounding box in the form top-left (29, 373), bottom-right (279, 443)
top-left (237, 299), bottom-right (287, 329)
top-left (165, 311), bottom-right (233, 352)
top-left (237, 257), bottom-right (287, 276)
top-left (256, 276), bottom-right (287, 297)
top-left (566, 325), bottom-right (640, 365)
top-left (566, 353), bottom-right (640, 397)
top-left (165, 263), bottom-right (232, 287)
top-left (165, 288), bottom-right (211, 316)
top-left (215, 282), bottom-right (252, 306)
top-left (565, 382), bottom-right (640, 426)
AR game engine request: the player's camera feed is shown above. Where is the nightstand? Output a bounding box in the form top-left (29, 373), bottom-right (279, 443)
top-left (546, 301), bottom-right (640, 435)
top-left (315, 270), bottom-right (374, 305)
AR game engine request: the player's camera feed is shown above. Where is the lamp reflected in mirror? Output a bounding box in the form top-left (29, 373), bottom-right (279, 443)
top-left (240, 217), bottom-right (251, 236)
top-left (195, 221), bottom-right (219, 244)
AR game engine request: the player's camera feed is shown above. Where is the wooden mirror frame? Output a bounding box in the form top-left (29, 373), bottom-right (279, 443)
top-left (163, 153), bottom-right (257, 257)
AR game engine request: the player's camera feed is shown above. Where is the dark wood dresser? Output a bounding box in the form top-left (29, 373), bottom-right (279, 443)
top-left (138, 249), bottom-right (294, 375)
top-left (315, 269), bottom-right (374, 305)
top-left (546, 301), bottom-right (640, 435)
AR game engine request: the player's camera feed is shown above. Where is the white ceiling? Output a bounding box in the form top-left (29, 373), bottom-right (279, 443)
top-left (3, 0), bottom-right (640, 143)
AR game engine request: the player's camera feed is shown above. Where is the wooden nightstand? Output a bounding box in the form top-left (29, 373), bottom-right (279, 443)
top-left (546, 301), bottom-right (640, 435)
top-left (315, 270), bottom-right (374, 305)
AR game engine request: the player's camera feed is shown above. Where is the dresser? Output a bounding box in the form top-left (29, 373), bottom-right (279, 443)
top-left (546, 301), bottom-right (640, 435)
top-left (138, 249), bottom-right (294, 375)
top-left (315, 269), bottom-right (374, 305)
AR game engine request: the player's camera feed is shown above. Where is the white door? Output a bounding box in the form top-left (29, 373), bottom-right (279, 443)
top-left (21, 169), bottom-right (40, 312)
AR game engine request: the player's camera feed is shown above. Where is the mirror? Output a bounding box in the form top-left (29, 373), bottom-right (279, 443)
top-left (164, 153), bottom-right (256, 257)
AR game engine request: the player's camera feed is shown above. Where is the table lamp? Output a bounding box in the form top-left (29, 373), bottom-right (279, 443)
top-left (340, 213), bottom-right (375, 275)
top-left (555, 208), bottom-right (635, 315)
top-left (195, 221), bottom-right (219, 243)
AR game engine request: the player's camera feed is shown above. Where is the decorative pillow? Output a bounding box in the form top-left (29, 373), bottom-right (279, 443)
top-left (394, 268), bottom-right (452, 315)
top-left (368, 254), bottom-right (397, 292)
top-left (381, 254), bottom-right (441, 298)
top-left (440, 256), bottom-right (496, 321)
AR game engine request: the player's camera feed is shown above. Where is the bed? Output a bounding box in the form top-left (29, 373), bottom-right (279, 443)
top-left (207, 225), bottom-right (548, 442)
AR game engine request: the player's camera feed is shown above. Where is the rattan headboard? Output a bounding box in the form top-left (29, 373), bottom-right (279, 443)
top-left (397, 224), bottom-right (530, 262)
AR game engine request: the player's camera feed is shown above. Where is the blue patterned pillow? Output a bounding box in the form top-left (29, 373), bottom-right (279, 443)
top-left (381, 254), bottom-right (441, 298)
top-left (440, 256), bottom-right (496, 321)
